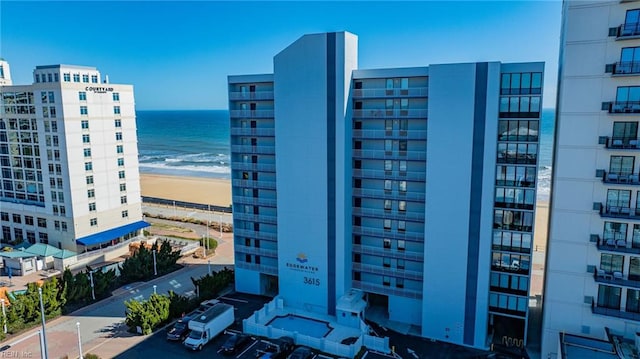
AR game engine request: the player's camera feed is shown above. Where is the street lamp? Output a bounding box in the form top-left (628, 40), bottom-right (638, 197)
top-left (1, 298), bottom-right (6, 334)
top-left (207, 260), bottom-right (211, 276)
top-left (76, 322), bottom-right (83, 359)
top-left (38, 287), bottom-right (49, 359)
top-left (153, 285), bottom-right (157, 295)
top-left (153, 249), bottom-right (157, 276)
top-left (88, 271), bottom-right (95, 301)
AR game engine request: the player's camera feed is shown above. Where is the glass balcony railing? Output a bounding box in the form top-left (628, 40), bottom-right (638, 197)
top-left (233, 228), bottom-right (277, 241)
top-left (230, 145), bottom-right (275, 155)
top-left (230, 162), bottom-right (276, 172)
top-left (600, 170), bottom-right (640, 185)
top-left (593, 270), bottom-right (640, 290)
top-left (597, 203), bottom-right (640, 220)
top-left (229, 110), bottom-right (274, 118)
top-left (352, 169), bottom-right (426, 181)
top-left (232, 179), bottom-right (276, 190)
top-left (351, 87), bottom-right (428, 98)
top-left (352, 188), bottom-right (426, 202)
top-left (617, 22), bottom-right (640, 38)
top-left (230, 127), bottom-right (275, 136)
top-left (352, 280), bottom-right (422, 299)
top-left (234, 244), bottom-right (278, 258)
top-left (611, 62), bottom-right (640, 75)
top-left (232, 195), bottom-right (277, 207)
top-left (228, 91), bottom-right (274, 101)
top-left (602, 136), bottom-right (640, 149)
top-left (591, 298), bottom-right (640, 321)
top-left (235, 262), bottom-right (278, 276)
top-left (607, 101), bottom-right (640, 113)
top-left (352, 109), bottom-right (428, 119)
top-left (352, 129), bottom-right (427, 140)
top-left (351, 244), bottom-right (424, 261)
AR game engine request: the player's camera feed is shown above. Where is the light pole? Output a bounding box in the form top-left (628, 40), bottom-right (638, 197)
top-left (153, 285), bottom-right (157, 295)
top-left (1, 298), bottom-right (6, 334)
top-left (88, 271), bottom-right (95, 301)
top-left (219, 214), bottom-right (223, 239)
top-left (38, 287), bottom-right (49, 359)
top-left (208, 260), bottom-right (211, 276)
top-left (76, 322), bottom-right (83, 359)
top-left (153, 249), bottom-right (157, 276)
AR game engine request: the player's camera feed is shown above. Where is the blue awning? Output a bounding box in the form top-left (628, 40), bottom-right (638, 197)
top-left (76, 221), bottom-right (150, 246)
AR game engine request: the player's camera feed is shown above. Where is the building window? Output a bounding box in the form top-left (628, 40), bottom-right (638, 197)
top-left (63, 73), bottom-right (71, 82)
top-left (54, 221), bottom-right (60, 230)
top-left (50, 106), bottom-right (56, 118)
top-left (115, 119), bottom-right (121, 128)
top-left (119, 183), bottom-right (126, 191)
top-left (597, 285), bottom-right (621, 310)
top-left (383, 257), bottom-right (391, 268)
top-left (42, 107), bottom-right (49, 118)
top-left (610, 155), bottom-right (635, 176)
top-left (82, 134), bottom-right (90, 143)
top-left (73, 74), bottom-right (80, 82)
top-left (87, 189), bottom-right (95, 198)
top-left (500, 72), bottom-right (542, 95)
top-left (86, 175), bottom-right (94, 185)
top-left (120, 196), bottom-right (127, 204)
top-left (113, 93), bottom-right (120, 101)
top-left (607, 189), bottom-right (632, 210)
top-left (83, 148), bottom-right (91, 157)
top-left (383, 238), bottom-right (391, 249)
top-left (399, 201), bottom-right (406, 211)
top-left (117, 158), bottom-right (124, 166)
top-left (81, 120), bottom-right (89, 129)
top-left (80, 106), bottom-right (88, 115)
top-left (383, 219), bottom-right (391, 230)
top-left (114, 106), bottom-right (121, 115)
top-left (25, 216), bottom-right (34, 226)
top-left (37, 218), bottom-right (46, 228)
top-left (82, 74), bottom-right (89, 83)
top-left (600, 253), bottom-right (624, 273)
top-left (604, 221), bottom-right (628, 242)
top-left (84, 162), bottom-right (92, 171)
top-left (122, 210), bottom-right (128, 218)
top-left (396, 278), bottom-right (404, 288)
top-left (12, 214), bottom-right (21, 223)
top-left (118, 171), bottom-right (125, 179)
top-left (399, 180), bottom-right (407, 192)
top-left (384, 180), bottom-right (392, 191)
top-left (116, 145), bottom-right (123, 154)
top-left (91, 75), bottom-right (98, 83)
top-left (61, 222), bottom-right (67, 231)
top-left (89, 202), bottom-right (96, 211)
top-left (398, 220), bottom-right (406, 231)
top-left (90, 218), bottom-right (98, 226)
top-left (38, 233), bottom-right (48, 244)
top-left (399, 160), bottom-right (407, 172)
top-left (384, 160), bottom-right (393, 171)
top-left (116, 132), bottom-right (122, 141)
top-left (382, 276), bottom-right (390, 286)
top-left (398, 240), bottom-right (406, 251)
top-left (79, 91), bottom-right (87, 101)
top-left (384, 200), bottom-right (392, 210)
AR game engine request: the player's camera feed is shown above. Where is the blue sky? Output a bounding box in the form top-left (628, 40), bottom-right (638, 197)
top-left (1, 1), bottom-right (562, 110)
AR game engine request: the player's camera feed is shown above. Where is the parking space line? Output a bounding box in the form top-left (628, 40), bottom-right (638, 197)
top-left (237, 338), bottom-right (259, 358)
top-left (220, 296), bottom-right (250, 303)
top-left (317, 355), bottom-right (332, 359)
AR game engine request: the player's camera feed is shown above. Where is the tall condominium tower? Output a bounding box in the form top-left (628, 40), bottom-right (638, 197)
top-left (229, 32), bottom-right (544, 350)
top-left (0, 64), bottom-right (147, 251)
top-left (542, 0), bottom-right (640, 357)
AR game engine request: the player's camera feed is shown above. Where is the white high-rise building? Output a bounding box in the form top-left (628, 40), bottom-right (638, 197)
top-left (542, 1), bottom-right (640, 357)
top-left (229, 32), bottom-right (544, 350)
top-left (0, 63), bottom-right (147, 251)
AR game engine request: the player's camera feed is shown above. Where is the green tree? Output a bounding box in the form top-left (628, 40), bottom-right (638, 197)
top-left (125, 293), bottom-right (171, 335)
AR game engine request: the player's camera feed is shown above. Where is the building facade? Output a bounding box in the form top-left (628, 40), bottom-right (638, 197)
top-left (0, 64), bottom-right (147, 251)
top-left (542, 1), bottom-right (640, 357)
top-left (229, 32), bottom-right (544, 350)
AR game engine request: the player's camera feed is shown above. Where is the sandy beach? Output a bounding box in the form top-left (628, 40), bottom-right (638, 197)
top-left (140, 173), bottom-right (232, 207)
top-left (534, 201), bottom-right (549, 251)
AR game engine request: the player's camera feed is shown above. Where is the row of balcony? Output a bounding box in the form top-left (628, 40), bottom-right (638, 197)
top-left (593, 270), bottom-right (640, 290)
top-left (496, 152), bottom-right (537, 165)
top-left (352, 129), bottom-right (427, 140)
top-left (230, 145), bottom-right (276, 155)
top-left (236, 261), bottom-right (278, 276)
top-left (352, 109), bottom-right (428, 119)
top-left (234, 228), bottom-right (277, 241)
top-left (352, 207), bottom-right (425, 222)
top-left (352, 169), bottom-right (426, 181)
top-left (232, 195), bottom-right (277, 207)
top-left (352, 280), bottom-right (422, 299)
top-left (352, 149), bottom-right (426, 161)
top-left (351, 87), bottom-right (428, 98)
top-left (232, 179), bottom-right (277, 190)
top-left (612, 22), bottom-right (640, 39)
top-left (591, 298), bottom-right (640, 322)
top-left (592, 233), bottom-right (640, 255)
top-left (230, 128), bottom-right (275, 136)
top-left (352, 244), bottom-right (423, 261)
top-left (600, 170), bottom-right (640, 185)
top-left (229, 91), bottom-right (274, 101)
top-left (231, 162), bottom-right (276, 172)
top-left (601, 136), bottom-right (640, 149)
top-left (234, 212), bottom-right (277, 225)
top-left (352, 225), bottom-right (423, 241)
top-left (352, 262), bottom-right (423, 281)
top-left (605, 101), bottom-right (640, 113)
top-left (353, 188), bottom-right (426, 202)
top-left (229, 110), bottom-right (274, 118)
top-left (234, 244), bottom-right (278, 258)
top-left (608, 62), bottom-right (640, 76)
top-left (595, 203), bottom-right (640, 220)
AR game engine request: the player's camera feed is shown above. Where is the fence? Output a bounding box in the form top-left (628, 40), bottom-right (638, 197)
top-left (142, 196), bottom-right (232, 213)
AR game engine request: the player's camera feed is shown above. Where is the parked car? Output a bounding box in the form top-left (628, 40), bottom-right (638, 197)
top-left (256, 337), bottom-right (295, 359)
top-left (287, 346), bottom-right (313, 359)
top-left (166, 316), bottom-right (192, 341)
top-left (221, 333), bottom-right (251, 355)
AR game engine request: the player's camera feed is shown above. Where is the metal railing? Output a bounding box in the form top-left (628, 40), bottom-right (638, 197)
top-left (601, 170), bottom-right (640, 185)
top-left (598, 203), bottom-right (640, 220)
top-left (230, 127), bottom-right (275, 136)
top-left (351, 207), bottom-right (425, 221)
top-left (234, 212), bottom-right (278, 224)
top-left (352, 149), bottom-right (426, 160)
top-left (235, 262), bottom-right (278, 275)
top-left (352, 87), bottom-right (428, 98)
top-left (602, 136), bottom-right (640, 149)
top-left (352, 188), bottom-right (425, 201)
top-left (230, 162), bottom-right (276, 172)
top-left (351, 244), bottom-right (423, 261)
top-left (352, 262), bottom-right (423, 280)
top-left (352, 109), bottom-right (428, 119)
top-left (612, 61), bottom-right (640, 75)
top-left (234, 244), bottom-right (278, 258)
top-left (593, 270), bottom-right (640, 290)
top-left (352, 169), bottom-right (426, 181)
top-left (352, 280), bottom-right (422, 299)
top-left (233, 228), bottom-right (277, 241)
top-left (617, 22), bottom-right (640, 38)
top-left (592, 298), bottom-right (640, 321)
top-left (230, 145), bottom-right (276, 155)
top-left (228, 91), bottom-right (274, 100)
top-left (232, 179), bottom-right (277, 189)
top-left (352, 129), bottom-right (427, 140)
top-left (232, 195), bottom-right (277, 207)
top-left (607, 101), bottom-right (640, 113)
top-left (229, 109), bottom-right (274, 118)
top-left (352, 226), bottom-right (423, 241)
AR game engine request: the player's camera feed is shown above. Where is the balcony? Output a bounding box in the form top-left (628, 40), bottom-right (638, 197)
top-left (352, 207), bottom-right (425, 221)
top-left (352, 109), bottom-right (428, 119)
top-left (352, 149), bottom-right (426, 161)
top-left (229, 91), bottom-right (274, 101)
top-left (351, 87), bottom-right (428, 98)
top-left (597, 204), bottom-right (640, 220)
top-left (496, 152), bottom-right (537, 165)
top-left (494, 201), bottom-right (535, 211)
top-left (352, 226), bottom-right (423, 241)
top-left (352, 262), bottom-right (423, 281)
top-left (352, 169), bottom-right (426, 181)
top-left (594, 235), bottom-right (640, 255)
top-left (593, 270), bottom-right (640, 290)
top-left (235, 244), bottom-right (278, 258)
top-left (615, 22), bottom-right (640, 39)
top-left (610, 62), bottom-right (640, 76)
top-left (607, 101), bottom-right (640, 113)
top-left (230, 128), bottom-right (275, 136)
top-left (352, 188), bottom-right (426, 202)
top-left (232, 179), bottom-right (276, 190)
top-left (352, 244), bottom-right (423, 261)
top-left (234, 228), bottom-right (277, 241)
top-left (234, 212), bottom-right (277, 224)
top-left (352, 280), bottom-right (422, 299)
top-left (600, 170), bottom-right (640, 185)
top-left (229, 110), bottom-right (274, 118)
top-left (236, 262), bottom-right (278, 276)
top-left (230, 145), bottom-right (275, 155)
top-left (232, 195), bottom-right (277, 207)
top-left (352, 129), bottom-right (427, 140)
top-left (602, 136), bottom-right (640, 149)
top-left (231, 162), bottom-right (276, 172)
top-left (591, 298), bottom-right (640, 321)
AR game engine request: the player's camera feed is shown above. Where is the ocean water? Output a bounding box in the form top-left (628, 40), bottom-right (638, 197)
top-left (136, 109), bottom-right (555, 199)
